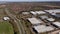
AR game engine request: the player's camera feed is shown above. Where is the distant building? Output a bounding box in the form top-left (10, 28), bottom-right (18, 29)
top-left (45, 9), bottom-right (60, 13)
top-left (27, 18), bottom-right (43, 25)
top-left (53, 14), bottom-right (60, 18)
top-left (52, 22), bottom-right (60, 28)
top-left (30, 11), bottom-right (37, 15)
top-left (3, 17), bottom-right (10, 20)
top-left (30, 11), bottom-right (46, 15)
top-left (35, 11), bottom-right (46, 15)
top-left (44, 9), bottom-right (60, 18)
top-left (39, 15), bottom-right (48, 19)
top-left (22, 12), bottom-right (30, 15)
top-left (33, 25), bottom-right (54, 33)
top-left (46, 18), bottom-right (55, 22)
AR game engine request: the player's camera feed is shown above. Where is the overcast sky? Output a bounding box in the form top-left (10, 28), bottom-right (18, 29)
top-left (0, 0), bottom-right (60, 2)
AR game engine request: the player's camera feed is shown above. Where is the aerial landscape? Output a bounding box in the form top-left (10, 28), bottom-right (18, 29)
top-left (0, 1), bottom-right (60, 34)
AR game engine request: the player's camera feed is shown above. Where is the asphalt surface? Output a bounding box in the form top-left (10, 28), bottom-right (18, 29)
top-left (4, 8), bottom-right (25, 34)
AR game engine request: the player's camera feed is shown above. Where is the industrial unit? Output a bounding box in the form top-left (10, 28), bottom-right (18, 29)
top-left (21, 9), bottom-right (60, 34)
top-left (46, 18), bottom-right (55, 22)
top-left (30, 11), bottom-right (46, 15)
top-left (39, 15), bottom-right (49, 19)
top-left (33, 25), bottom-right (54, 33)
top-left (52, 22), bottom-right (60, 28)
top-left (45, 9), bottom-right (60, 18)
top-left (27, 18), bottom-right (43, 25)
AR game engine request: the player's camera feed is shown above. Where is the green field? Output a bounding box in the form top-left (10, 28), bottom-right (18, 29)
top-left (0, 21), bottom-right (14, 34)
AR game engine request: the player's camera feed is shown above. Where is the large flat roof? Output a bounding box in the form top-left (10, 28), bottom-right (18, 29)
top-left (35, 11), bottom-right (46, 14)
top-left (53, 22), bottom-right (60, 27)
top-left (33, 25), bottom-right (54, 33)
top-left (30, 11), bottom-right (46, 15)
top-left (46, 18), bottom-right (55, 22)
top-left (27, 18), bottom-right (42, 25)
top-left (39, 15), bottom-right (48, 19)
top-left (30, 11), bottom-right (37, 15)
top-left (45, 9), bottom-right (60, 13)
top-left (54, 14), bottom-right (60, 18)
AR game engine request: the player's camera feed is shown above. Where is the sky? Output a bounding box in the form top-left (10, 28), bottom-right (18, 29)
top-left (0, 0), bottom-right (60, 2)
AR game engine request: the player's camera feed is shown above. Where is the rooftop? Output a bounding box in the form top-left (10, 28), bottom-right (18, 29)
top-left (30, 11), bottom-right (37, 15)
top-left (52, 22), bottom-right (60, 27)
top-left (27, 18), bottom-right (43, 25)
top-left (35, 11), bottom-right (46, 14)
top-left (22, 12), bottom-right (30, 14)
top-left (33, 25), bottom-right (54, 33)
top-left (40, 15), bottom-right (48, 19)
top-left (46, 18), bottom-right (55, 21)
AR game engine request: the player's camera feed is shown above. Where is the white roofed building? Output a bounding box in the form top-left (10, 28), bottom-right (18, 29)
top-left (22, 12), bottom-right (29, 15)
top-left (33, 25), bottom-right (54, 33)
top-left (45, 9), bottom-right (60, 13)
top-left (3, 17), bottom-right (10, 20)
top-left (40, 15), bottom-right (48, 19)
top-left (27, 18), bottom-right (43, 25)
top-left (35, 11), bottom-right (46, 15)
top-left (46, 18), bottom-right (55, 22)
top-left (30, 11), bottom-right (37, 15)
top-left (52, 22), bottom-right (60, 28)
top-left (30, 11), bottom-right (46, 15)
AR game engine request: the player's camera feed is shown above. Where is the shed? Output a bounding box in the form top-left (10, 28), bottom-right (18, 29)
top-left (39, 15), bottom-right (48, 19)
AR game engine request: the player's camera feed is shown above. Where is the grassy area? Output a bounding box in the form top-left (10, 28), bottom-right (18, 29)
top-left (0, 21), bottom-right (14, 34)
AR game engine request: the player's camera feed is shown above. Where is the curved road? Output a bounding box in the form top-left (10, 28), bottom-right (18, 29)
top-left (4, 8), bottom-right (25, 34)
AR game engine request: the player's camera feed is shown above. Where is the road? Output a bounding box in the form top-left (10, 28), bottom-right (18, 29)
top-left (4, 8), bottom-right (25, 34)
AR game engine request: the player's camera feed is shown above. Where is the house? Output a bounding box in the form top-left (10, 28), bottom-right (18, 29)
top-left (45, 9), bottom-right (60, 13)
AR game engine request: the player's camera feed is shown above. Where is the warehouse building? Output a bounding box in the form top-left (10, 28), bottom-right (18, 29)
top-left (45, 9), bottom-right (60, 13)
top-left (53, 13), bottom-right (60, 18)
top-left (30, 11), bottom-right (37, 15)
top-left (33, 25), bottom-right (54, 34)
top-left (35, 11), bottom-right (46, 15)
top-left (52, 22), bottom-right (60, 28)
top-left (44, 9), bottom-right (60, 15)
top-left (27, 18), bottom-right (43, 25)
top-left (39, 15), bottom-right (49, 19)
top-left (22, 12), bottom-right (30, 15)
top-left (30, 11), bottom-right (46, 15)
top-left (46, 18), bottom-right (55, 22)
